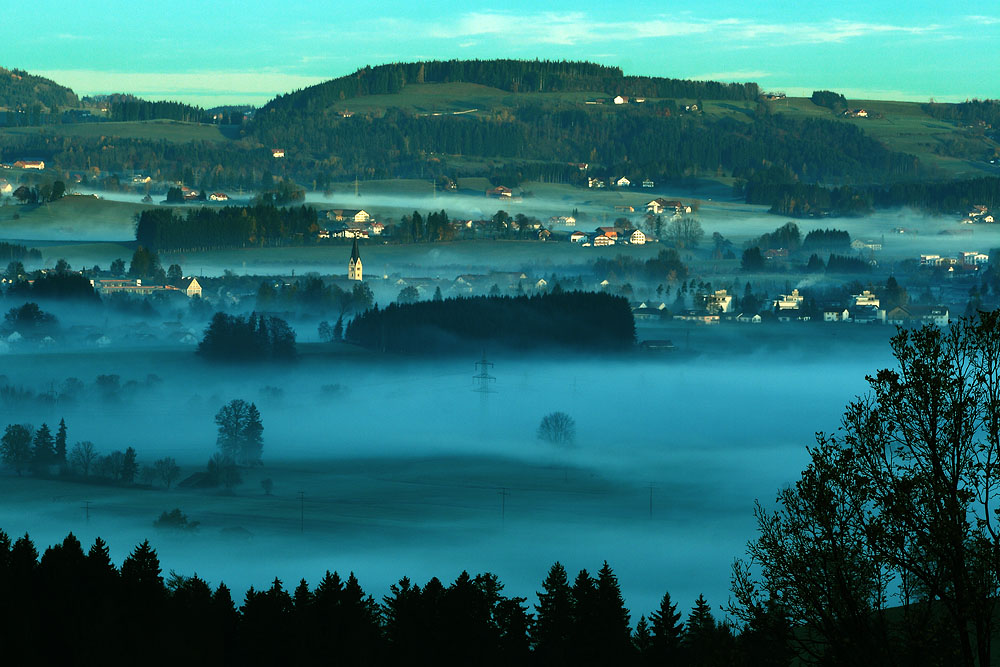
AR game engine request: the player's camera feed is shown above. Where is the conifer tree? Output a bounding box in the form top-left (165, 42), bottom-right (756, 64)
top-left (31, 423), bottom-right (54, 471)
top-left (649, 589), bottom-right (684, 660)
top-left (595, 561), bottom-right (632, 661)
top-left (533, 562), bottom-right (573, 665)
top-left (54, 419), bottom-right (67, 465)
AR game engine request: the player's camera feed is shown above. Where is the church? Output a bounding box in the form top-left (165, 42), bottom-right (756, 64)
top-left (348, 238), bottom-right (362, 281)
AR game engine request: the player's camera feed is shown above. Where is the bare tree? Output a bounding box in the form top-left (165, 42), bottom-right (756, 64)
top-left (537, 412), bottom-right (576, 446)
top-left (155, 457), bottom-right (180, 490)
top-left (70, 441), bottom-right (97, 477)
top-left (664, 217), bottom-right (704, 249)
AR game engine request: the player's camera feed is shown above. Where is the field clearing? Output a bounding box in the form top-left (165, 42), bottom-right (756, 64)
top-left (0, 195), bottom-right (147, 243)
top-left (0, 119), bottom-right (236, 143)
top-left (759, 97), bottom-right (995, 179)
top-left (327, 83), bottom-right (610, 116)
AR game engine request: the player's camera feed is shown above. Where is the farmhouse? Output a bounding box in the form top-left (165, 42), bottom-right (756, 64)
top-left (327, 209), bottom-right (371, 224)
top-left (13, 160), bottom-right (44, 170)
top-left (611, 176), bottom-right (631, 188)
top-left (486, 186), bottom-right (512, 198)
top-left (587, 177), bottom-right (606, 188)
top-left (705, 290), bottom-right (733, 314)
top-left (209, 192), bottom-right (229, 202)
top-left (570, 231), bottom-right (588, 243)
top-left (613, 95), bottom-right (629, 105)
top-left (181, 277), bottom-right (203, 298)
top-left (628, 229), bottom-right (646, 245)
top-left (642, 179), bottom-right (655, 188)
top-left (271, 149), bottom-right (285, 158)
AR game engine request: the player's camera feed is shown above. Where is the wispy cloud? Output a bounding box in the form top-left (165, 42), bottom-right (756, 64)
top-left (965, 15), bottom-right (1000, 25)
top-left (423, 12), bottom-right (940, 46)
top-left (690, 70), bottom-right (772, 81)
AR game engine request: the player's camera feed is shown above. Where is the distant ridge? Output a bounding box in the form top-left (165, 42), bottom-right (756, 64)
top-left (259, 59), bottom-right (761, 114)
top-left (0, 67), bottom-right (79, 111)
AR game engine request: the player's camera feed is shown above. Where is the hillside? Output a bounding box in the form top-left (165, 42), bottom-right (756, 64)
top-left (0, 67), bottom-right (79, 112)
top-left (0, 61), bottom-right (997, 202)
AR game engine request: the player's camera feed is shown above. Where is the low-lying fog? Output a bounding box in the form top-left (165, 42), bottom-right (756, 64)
top-left (0, 345), bottom-right (892, 618)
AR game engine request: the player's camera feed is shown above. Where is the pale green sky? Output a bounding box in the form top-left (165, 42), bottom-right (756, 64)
top-left (7, 0), bottom-right (999, 106)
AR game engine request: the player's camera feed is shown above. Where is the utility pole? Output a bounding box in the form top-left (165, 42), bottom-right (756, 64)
top-left (648, 483), bottom-right (655, 519)
top-left (298, 491), bottom-right (304, 533)
top-left (354, 176), bottom-right (359, 198)
top-left (82, 501), bottom-right (91, 523)
top-left (498, 487), bottom-right (510, 526)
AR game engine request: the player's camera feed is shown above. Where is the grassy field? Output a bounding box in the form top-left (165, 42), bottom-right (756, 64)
top-left (757, 96), bottom-right (998, 179)
top-left (0, 195), bottom-right (148, 243)
top-left (328, 82), bottom-right (609, 116)
top-left (0, 119), bottom-right (236, 143)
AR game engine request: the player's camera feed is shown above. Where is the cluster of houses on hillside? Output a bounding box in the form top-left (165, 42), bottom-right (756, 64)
top-left (571, 227), bottom-right (648, 246)
top-left (962, 205), bottom-right (994, 224)
top-left (640, 287), bottom-right (952, 327)
top-left (587, 176), bottom-right (658, 189)
top-left (318, 209), bottom-right (384, 239)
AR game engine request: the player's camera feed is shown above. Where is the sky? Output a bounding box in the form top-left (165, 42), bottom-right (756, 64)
top-left (7, 0), bottom-right (1000, 107)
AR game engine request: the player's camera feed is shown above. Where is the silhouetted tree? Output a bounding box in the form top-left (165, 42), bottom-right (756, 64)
top-left (1, 424), bottom-right (33, 475)
top-left (537, 412), bottom-right (576, 446)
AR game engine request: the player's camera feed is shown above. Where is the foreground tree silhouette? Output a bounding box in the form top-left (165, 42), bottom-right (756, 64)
top-left (734, 313), bottom-right (1000, 666)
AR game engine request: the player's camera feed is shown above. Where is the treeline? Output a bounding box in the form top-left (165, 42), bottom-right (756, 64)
top-left (746, 169), bottom-right (1000, 215)
top-left (135, 204), bottom-right (319, 251)
top-left (0, 530), bottom-right (767, 665)
top-left (346, 292), bottom-right (635, 354)
top-left (745, 223), bottom-right (852, 255)
top-left (0, 242), bottom-right (41, 263)
top-left (258, 59), bottom-right (759, 116)
top-left (197, 312), bottom-right (296, 361)
top-left (593, 249), bottom-right (689, 284)
top-left (810, 90), bottom-right (847, 110)
top-left (922, 98), bottom-right (1000, 127)
top-left (108, 94), bottom-right (209, 123)
top-left (257, 277), bottom-right (373, 317)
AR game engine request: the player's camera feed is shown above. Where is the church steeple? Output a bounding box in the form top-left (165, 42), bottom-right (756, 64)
top-left (348, 237), bottom-right (362, 281)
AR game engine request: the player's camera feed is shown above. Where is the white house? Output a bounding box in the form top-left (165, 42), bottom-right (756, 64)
top-left (628, 229), bottom-right (646, 245)
top-left (271, 148), bottom-right (285, 158)
top-left (209, 192), bottom-right (229, 201)
top-left (852, 290), bottom-right (880, 308)
top-left (706, 290), bottom-right (732, 314)
top-left (641, 179), bottom-right (655, 188)
top-left (613, 95), bottom-right (628, 105)
top-left (774, 289), bottom-right (804, 310)
top-left (570, 231), bottom-right (588, 243)
top-left (612, 176), bottom-right (631, 188)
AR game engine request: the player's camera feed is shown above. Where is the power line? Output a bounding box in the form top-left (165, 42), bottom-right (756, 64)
top-left (472, 352), bottom-right (496, 395)
top-left (498, 487), bottom-right (510, 527)
top-left (297, 491), bottom-right (305, 533)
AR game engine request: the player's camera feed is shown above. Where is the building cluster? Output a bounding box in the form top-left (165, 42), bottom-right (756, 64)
top-left (92, 277), bottom-right (203, 298)
top-left (919, 251), bottom-right (989, 268)
top-left (962, 205), bottom-right (995, 224)
top-left (570, 227), bottom-right (648, 246)
top-left (586, 176), bottom-right (657, 189)
top-left (318, 209), bottom-right (383, 240)
top-left (639, 287), bottom-right (951, 327)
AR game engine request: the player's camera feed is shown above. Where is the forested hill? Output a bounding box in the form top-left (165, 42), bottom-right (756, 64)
top-left (0, 67), bottom-right (79, 111)
top-left (257, 59), bottom-right (760, 116)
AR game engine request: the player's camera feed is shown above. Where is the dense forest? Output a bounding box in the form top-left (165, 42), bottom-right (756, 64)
top-left (135, 204), bottom-right (319, 251)
top-left (741, 165), bottom-right (1000, 215)
top-left (345, 292), bottom-right (635, 354)
top-left (0, 67), bottom-right (79, 113)
top-left (107, 94), bottom-right (209, 123)
top-left (922, 98), bottom-right (1000, 127)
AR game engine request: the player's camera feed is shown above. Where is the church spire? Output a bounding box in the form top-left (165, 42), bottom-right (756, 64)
top-left (348, 237), bottom-right (362, 281)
